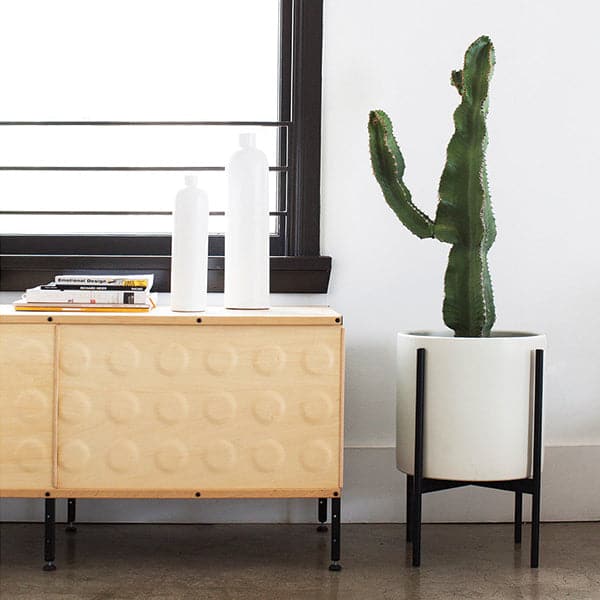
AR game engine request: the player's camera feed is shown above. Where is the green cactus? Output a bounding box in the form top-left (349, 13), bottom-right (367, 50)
top-left (368, 36), bottom-right (496, 337)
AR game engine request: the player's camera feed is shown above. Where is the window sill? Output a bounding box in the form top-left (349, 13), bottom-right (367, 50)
top-left (0, 255), bottom-right (332, 294)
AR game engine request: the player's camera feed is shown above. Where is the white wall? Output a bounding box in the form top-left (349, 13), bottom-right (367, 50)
top-left (321, 0), bottom-right (600, 448)
top-left (2, 0), bottom-right (599, 523)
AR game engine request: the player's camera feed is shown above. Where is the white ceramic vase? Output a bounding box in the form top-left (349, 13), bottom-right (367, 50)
top-left (224, 133), bottom-right (270, 309)
top-left (396, 331), bottom-right (546, 481)
top-left (170, 175), bottom-right (209, 312)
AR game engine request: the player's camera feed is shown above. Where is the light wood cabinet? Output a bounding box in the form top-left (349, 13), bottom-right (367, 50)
top-left (0, 324), bottom-right (54, 491)
top-left (0, 306), bottom-right (344, 499)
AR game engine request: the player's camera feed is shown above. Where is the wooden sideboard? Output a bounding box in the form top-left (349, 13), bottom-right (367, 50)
top-left (0, 305), bottom-right (345, 570)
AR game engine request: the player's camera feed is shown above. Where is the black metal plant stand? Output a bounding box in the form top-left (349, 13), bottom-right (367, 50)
top-left (406, 348), bottom-right (544, 568)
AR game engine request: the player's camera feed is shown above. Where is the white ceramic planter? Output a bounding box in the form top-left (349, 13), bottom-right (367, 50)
top-left (396, 331), bottom-right (546, 481)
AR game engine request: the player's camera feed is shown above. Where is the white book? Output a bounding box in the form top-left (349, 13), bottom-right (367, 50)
top-left (24, 286), bottom-right (150, 305)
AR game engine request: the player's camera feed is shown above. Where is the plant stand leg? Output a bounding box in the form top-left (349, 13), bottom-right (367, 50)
top-left (531, 486), bottom-right (541, 568)
top-left (531, 349), bottom-right (544, 568)
top-left (43, 498), bottom-right (56, 571)
top-left (412, 473), bottom-right (423, 567)
top-left (514, 492), bottom-right (523, 544)
top-left (317, 497), bottom-right (328, 532)
top-left (66, 498), bottom-right (77, 533)
top-left (406, 474), bottom-right (413, 542)
top-left (328, 496), bottom-right (342, 571)
top-left (411, 348), bottom-right (426, 567)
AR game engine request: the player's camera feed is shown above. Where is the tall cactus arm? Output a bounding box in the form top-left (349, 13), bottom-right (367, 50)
top-left (434, 36), bottom-right (495, 245)
top-left (433, 35), bottom-right (497, 336)
top-left (368, 110), bottom-right (435, 239)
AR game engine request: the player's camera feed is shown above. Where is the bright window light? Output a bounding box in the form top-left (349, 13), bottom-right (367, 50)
top-left (0, 0), bottom-right (280, 235)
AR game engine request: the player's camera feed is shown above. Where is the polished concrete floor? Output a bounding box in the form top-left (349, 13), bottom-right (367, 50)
top-left (0, 522), bottom-right (598, 600)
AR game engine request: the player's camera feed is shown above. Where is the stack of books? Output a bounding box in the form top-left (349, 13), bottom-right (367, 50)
top-left (14, 274), bottom-right (156, 312)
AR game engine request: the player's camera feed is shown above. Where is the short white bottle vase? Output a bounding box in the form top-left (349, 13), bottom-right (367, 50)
top-left (224, 133), bottom-right (270, 309)
top-left (170, 175), bottom-right (208, 312)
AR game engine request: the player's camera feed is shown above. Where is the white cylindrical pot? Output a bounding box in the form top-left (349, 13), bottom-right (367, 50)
top-left (224, 133), bottom-right (270, 309)
top-left (397, 331), bottom-right (546, 481)
top-left (170, 176), bottom-right (209, 312)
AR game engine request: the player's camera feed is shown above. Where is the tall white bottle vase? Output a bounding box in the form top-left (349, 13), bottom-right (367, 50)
top-left (225, 133), bottom-right (270, 309)
top-left (170, 175), bottom-right (209, 312)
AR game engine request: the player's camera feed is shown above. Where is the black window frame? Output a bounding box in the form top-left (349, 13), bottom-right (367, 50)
top-left (0, 0), bottom-right (330, 293)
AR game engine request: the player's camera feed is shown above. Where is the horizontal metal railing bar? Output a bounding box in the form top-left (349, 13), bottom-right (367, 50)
top-left (1, 210), bottom-right (288, 217)
top-left (0, 121), bottom-right (292, 127)
top-left (0, 166), bottom-right (288, 172)
top-left (0, 255), bottom-right (327, 264)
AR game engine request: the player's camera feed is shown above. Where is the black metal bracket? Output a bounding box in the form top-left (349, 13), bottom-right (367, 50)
top-left (407, 347), bottom-right (544, 568)
top-left (317, 497), bottom-right (328, 532)
top-left (66, 498), bottom-right (77, 533)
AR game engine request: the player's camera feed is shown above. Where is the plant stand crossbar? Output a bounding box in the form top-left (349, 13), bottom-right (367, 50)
top-left (406, 348), bottom-right (544, 568)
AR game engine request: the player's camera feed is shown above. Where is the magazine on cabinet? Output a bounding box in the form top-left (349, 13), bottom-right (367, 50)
top-left (24, 286), bottom-right (151, 305)
top-left (13, 299), bottom-right (155, 312)
top-left (53, 274), bottom-right (154, 289)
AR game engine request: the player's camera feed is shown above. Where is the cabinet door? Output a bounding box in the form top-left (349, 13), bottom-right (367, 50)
top-left (0, 325), bottom-right (54, 491)
top-left (57, 324), bottom-right (343, 492)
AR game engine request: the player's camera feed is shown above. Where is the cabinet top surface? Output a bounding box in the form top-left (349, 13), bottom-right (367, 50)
top-left (0, 304), bottom-right (342, 326)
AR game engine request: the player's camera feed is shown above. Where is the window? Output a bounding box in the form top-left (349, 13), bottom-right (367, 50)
top-left (0, 0), bottom-right (330, 293)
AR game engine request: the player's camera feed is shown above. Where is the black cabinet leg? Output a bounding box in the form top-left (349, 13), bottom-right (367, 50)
top-left (328, 496), bottom-right (342, 571)
top-left (43, 498), bottom-right (56, 571)
top-left (406, 474), bottom-right (413, 542)
top-left (317, 497), bottom-right (328, 532)
top-left (514, 491), bottom-right (523, 544)
top-left (66, 498), bottom-right (77, 533)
